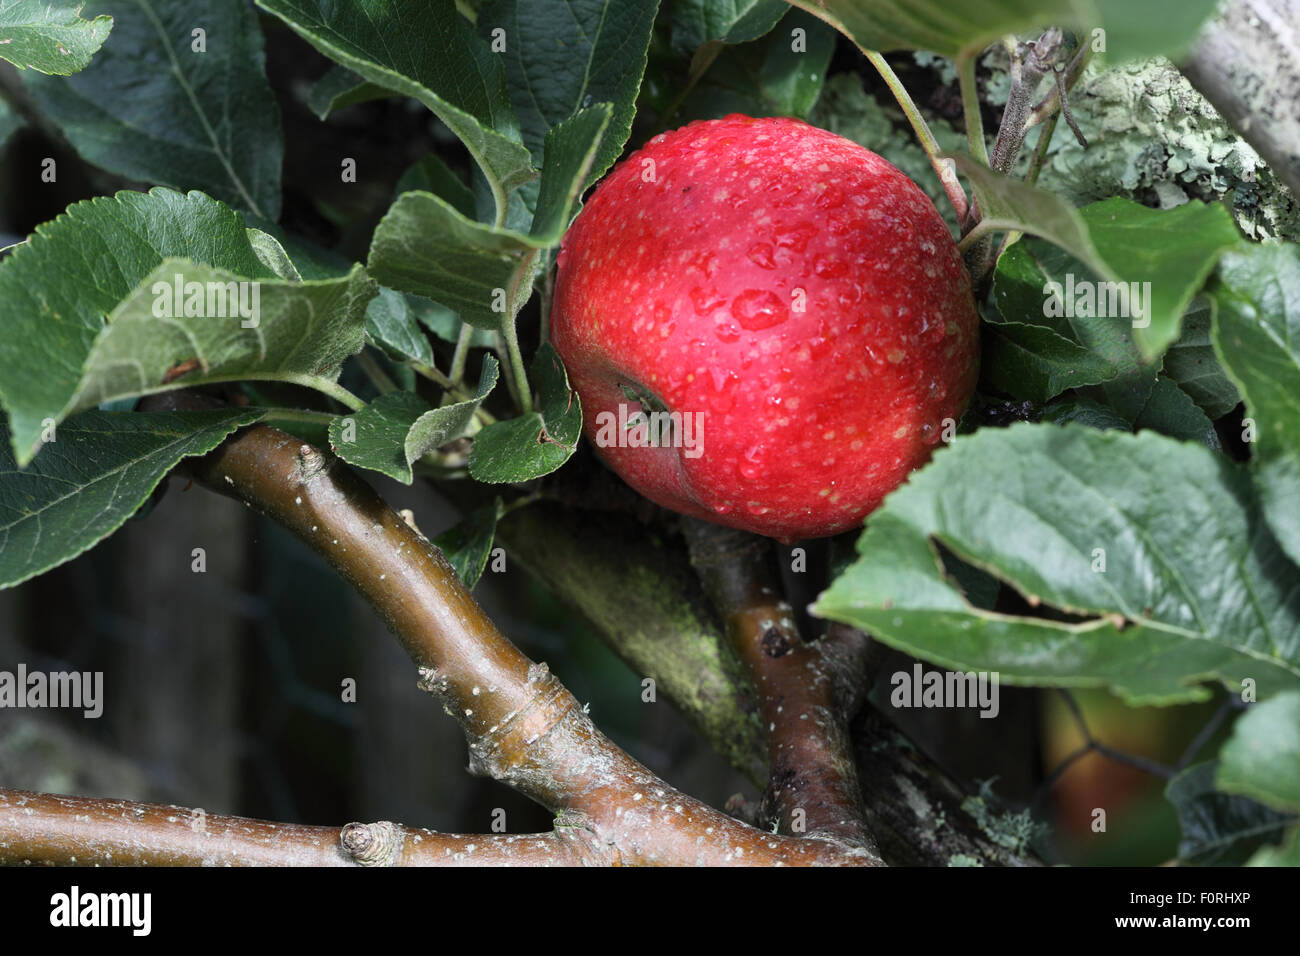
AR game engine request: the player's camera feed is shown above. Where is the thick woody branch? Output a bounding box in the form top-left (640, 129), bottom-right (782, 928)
top-left (0, 789), bottom-right (602, 866)
top-left (183, 424), bottom-right (872, 866)
top-left (484, 478), bottom-right (1037, 865)
top-left (1181, 0), bottom-right (1300, 197)
top-left (683, 519), bottom-right (879, 859)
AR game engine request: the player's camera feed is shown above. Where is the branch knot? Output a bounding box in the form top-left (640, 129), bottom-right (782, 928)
top-left (340, 820), bottom-right (401, 866)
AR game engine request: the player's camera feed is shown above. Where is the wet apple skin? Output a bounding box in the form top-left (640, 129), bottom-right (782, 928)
top-left (552, 114), bottom-right (979, 541)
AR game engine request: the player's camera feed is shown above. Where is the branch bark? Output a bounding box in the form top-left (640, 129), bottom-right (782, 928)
top-left (0, 789), bottom-right (604, 866)
top-left (178, 424), bottom-right (873, 866)
top-left (682, 520), bottom-right (879, 857)
top-left (485, 477), bottom-right (1040, 865)
top-left (1181, 0), bottom-right (1300, 197)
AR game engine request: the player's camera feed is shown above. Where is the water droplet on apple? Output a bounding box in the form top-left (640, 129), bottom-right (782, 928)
top-left (707, 368), bottom-right (738, 412)
top-left (690, 286), bottom-right (726, 315)
top-left (737, 444), bottom-right (763, 480)
top-left (813, 183), bottom-right (844, 210)
top-left (714, 319), bottom-right (741, 343)
top-left (730, 289), bottom-right (787, 331)
top-left (692, 251), bottom-right (719, 278)
top-left (747, 242), bottom-right (777, 269)
top-left (814, 255), bottom-right (848, 279)
top-left (773, 222), bottom-right (817, 254)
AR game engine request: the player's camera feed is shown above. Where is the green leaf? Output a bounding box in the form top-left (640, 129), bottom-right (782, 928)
top-left (981, 320), bottom-right (1118, 403)
top-left (752, 9), bottom-right (836, 117)
top-left (246, 228), bottom-right (303, 281)
top-left (1163, 303), bottom-right (1240, 420)
top-left (949, 155), bottom-right (1113, 279)
top-left (306, 64), bottom-right (393, 119)
top-left (1247, 827), bottom-right (1300, 866)
top-left (365, 287), bottom-right (434, 366)
top-left (1218, 692), bottom-right (1300, 814)
top-left (367, 105), bottom-right (609, 329)
top-left (469, 344), bottom-right (581, 482)
top-left (396, 153), bottom-right (477, 220)
top-left (431, 501), bottom-right (501, 590)
top-left (1040, 397), bottom-right (1130, 431)
top-left (1093, 0), bottom-right (1222, 63)
top-left (0, 189), bottom-right (278, 465)
top-left (991, 198), bottom-right (1240, 376)
top-left (1166, 762), bottom-right (1293, 866)
top-left (1080, 199), bottom-right (1240, 360)
top-left (530, 105), bottom-right (612, 239)
top-left (991, 238), bottom-right (1151, 416)
top-left (784, 0), bottom-right (1216, 62)
top-left (671, 0), bottom-right (788, 54)
top-left (73, 258), bottom-right (374, 411)
top-left (23, 0), bottom-right (282, 219)
top-left (0, 98), bottom-right (23, 150)
top-left (477, 0), bottom-right (658, 180)
top-left (1132, 375), bottom-right (1219, 449)
top-left (814, 423), bottom-right (1300, 706)
top-left (1211, 244), bottom-right (1300, 569)
top-left (0, 408), bottom-right (261, 589)
top-left (408, 296), bottom-right (495, 349)
top-left (329, 356), bottom-right (498, 484)
top-left (256, 0), bottom-right (535, 217)
top-left (239, 215), bottom-right (357, 281)
top-left (0, 1), bottom-right (112, 74)
top-left (367, 192), bottom-right (538, 331)
top-left (678, 8), bottom-right (836, 121)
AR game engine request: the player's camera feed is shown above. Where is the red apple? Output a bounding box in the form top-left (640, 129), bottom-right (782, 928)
top-left (551, 114), bottom-right (979, 541)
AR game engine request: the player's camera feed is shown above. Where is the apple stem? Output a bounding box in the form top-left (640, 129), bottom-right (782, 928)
top-left (357, 348), bottom-right (399, 395)
top-left (501, 321), bottom-right (534, 414)
top-left (861, 49), bottom-right (969, 224)
top-left (449, 322), bottom-right (473, 386)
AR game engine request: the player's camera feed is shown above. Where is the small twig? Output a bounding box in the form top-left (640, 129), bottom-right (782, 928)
top-left (1031, 744), bottom-right (1093, 810)
top-left (1175, 698), bottom-right (1236, 771)
top-left (409, 360), bottom-right (498, 423)
top-left (993, 113), bottom-right (1060, 261)
top-left (989, 29), bottom-right (1069, 174)
top-left (1056, 690), bottom-right (1176, 781)
top-left (1025, 113), bottom-right (1059, 186)
top-left (863, 50), bottom-right (969, 223)
top-left (0, 789), bottom-right (604, 866)
top-left (1025, 41), bottom-right (1091, 133)
top-left (278, 373), bottom-right (364, 411)
top-left (1092, 744), bottom-right (1176, 781)
top-left (958, 53), bottom-right (989, 166)
top-left (1053, 66), bottom-right (1087, 148)
top-left (449, 323), bottom-right (474, 386)
top-left (357, 349), bottom-right (399, 395)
